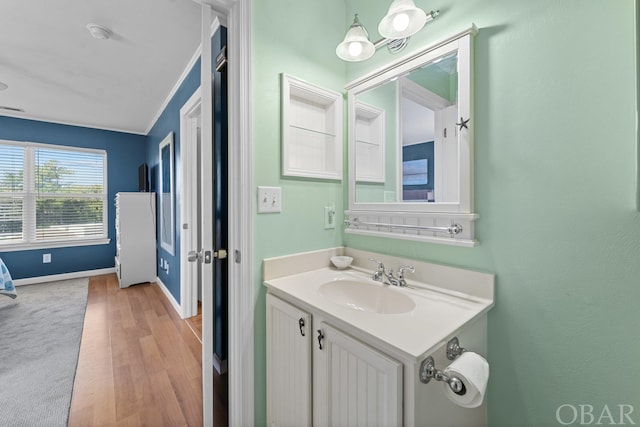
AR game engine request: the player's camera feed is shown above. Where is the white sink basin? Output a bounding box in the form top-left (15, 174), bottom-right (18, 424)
top-left (319, 280), bottom-right (416, 314)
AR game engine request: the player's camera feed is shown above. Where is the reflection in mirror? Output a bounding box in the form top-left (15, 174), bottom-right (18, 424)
top-left (355, 102), bottom-right (385, 184)
top-left (401, 52), bottom-right (458, 203)
top-left (355, 82), bottom-right (397, 203)
top-left (354, 51), bottom-right (459, 204)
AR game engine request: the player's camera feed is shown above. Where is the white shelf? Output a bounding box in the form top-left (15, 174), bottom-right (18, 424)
top-left (282, 74), bottom-right (343, 180)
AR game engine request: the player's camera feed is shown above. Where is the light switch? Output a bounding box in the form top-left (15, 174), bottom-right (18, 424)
top-left (257, 186), bottom-right (282, 213)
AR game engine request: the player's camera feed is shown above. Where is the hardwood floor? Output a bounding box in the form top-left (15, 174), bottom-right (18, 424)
top-left (186, 302), bottom-right (202, 343)
top-left (185, 303), bottom-right (228, 427)
top-left (68, 274), bottom-right (203, 426)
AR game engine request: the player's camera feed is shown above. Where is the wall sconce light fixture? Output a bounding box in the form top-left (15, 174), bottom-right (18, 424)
top-left (336, 1), bottom-right (439, 62)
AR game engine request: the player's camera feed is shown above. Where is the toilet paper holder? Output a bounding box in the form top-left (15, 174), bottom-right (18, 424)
top-left (445, 336), bottom-right (466, 360)
top-left (419, 337), bottom-right (468, 395)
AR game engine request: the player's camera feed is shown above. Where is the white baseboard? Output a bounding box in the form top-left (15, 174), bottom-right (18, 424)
top-left (155, 276), bottom-right (182, 317)
top-left (214, 353), bottom-right (228, 375)
top-left (13, 267), bottom-right (116, 286)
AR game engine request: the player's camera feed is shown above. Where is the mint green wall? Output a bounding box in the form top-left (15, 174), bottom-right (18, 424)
top-left (637, 0), bottom-right (640, 210)
top-left (252, 0), bottom-right (346, 424)
top-left (344, 1), bottom-right (640, 426)
top-left (253, 0), bottom-right (639, 426)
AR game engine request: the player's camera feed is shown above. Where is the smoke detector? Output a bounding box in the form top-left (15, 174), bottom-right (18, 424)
top-left (86, 23), bottom-right (113, 40)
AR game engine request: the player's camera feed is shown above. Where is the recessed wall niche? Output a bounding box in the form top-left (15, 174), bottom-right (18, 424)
top-left (281, 74), bottom-right (343, 180)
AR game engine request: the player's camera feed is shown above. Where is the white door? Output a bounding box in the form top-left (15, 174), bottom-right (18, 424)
top-left (191, 2), bottom-right (254, 426)
top-left (266, 294), bottom-right (312, 427)
top-left (179, 86), bottom-right (216, 424)
top-left (314, 323), bottom-right (403, 427)
top-left (179, 82), bottom-right (215, 424)
top-left (200, 6), bottom-right (216, 425)
top-left (180, 79), bottom-right (221, 426)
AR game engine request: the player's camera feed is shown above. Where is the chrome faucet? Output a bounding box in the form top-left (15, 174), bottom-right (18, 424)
top-left (369, 258), bottom-right (415, 287)
top-left (397, 265), bottom-right (416, 286)
top-left (369, 258), bottom-right (386, 282)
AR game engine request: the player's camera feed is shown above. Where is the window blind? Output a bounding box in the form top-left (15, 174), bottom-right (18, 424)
top-left (0, 141), bottom-right (107, 246)
top-left (0, 144), bottom-right (25, 243)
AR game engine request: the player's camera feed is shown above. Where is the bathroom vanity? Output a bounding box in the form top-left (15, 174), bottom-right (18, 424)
top-left (264, 248), bottom-right (494, 427)
top-left (265, 19), bottom-right (489, 427)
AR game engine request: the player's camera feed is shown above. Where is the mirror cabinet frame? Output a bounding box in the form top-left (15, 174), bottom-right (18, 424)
top-left (345, 26), bottom-right (479, 247)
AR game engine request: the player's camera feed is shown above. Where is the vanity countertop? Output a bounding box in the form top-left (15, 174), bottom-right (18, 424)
top-left (264, 266), bottom-right (493, 361)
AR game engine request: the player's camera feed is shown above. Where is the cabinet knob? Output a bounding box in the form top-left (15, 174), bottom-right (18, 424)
top-left (317, 329), bottom-right (325, 350)
top-left (298, 318), bottom-right (305, 336)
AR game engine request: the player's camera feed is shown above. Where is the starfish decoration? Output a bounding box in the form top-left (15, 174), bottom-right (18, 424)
top-left (456, 117), bottom-right (470, 130)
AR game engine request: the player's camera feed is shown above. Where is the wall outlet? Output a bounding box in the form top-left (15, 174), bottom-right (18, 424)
top-left (324, 205), bottom-right (336, 229)
top-left (164, 259), bottom-right (169, 274)
top-left (43, 253), bottom-right (51, 263)
top-left (257, 186), bottom-right (282, 213)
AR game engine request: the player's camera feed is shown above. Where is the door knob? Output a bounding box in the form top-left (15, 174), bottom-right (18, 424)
top-left (189, 249), bottom-right (225, 263)
top-left (187, 250), bottom-right (202, 263)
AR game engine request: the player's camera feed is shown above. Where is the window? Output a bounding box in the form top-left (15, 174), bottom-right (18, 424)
top-left (0, 140), bottom-right (108, 249)
top-left (402, 158), bottom-right (429, 186)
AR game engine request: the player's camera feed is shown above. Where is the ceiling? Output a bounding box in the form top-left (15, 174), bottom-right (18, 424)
top-left (0, 0), bottom-right (203, 134)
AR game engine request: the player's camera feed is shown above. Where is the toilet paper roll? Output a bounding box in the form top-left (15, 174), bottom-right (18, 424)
top-left (442, 352), bottom-right (489, 408)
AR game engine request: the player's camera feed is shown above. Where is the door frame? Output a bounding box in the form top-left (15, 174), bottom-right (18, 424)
top-left (193, 1), bottom-right (254, 426)
top-left (179, 88), bottom-right (202, 320)
top-left (226, 1), bottom-right (255, 423)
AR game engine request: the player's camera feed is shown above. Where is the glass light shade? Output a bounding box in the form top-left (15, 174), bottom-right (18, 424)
top-left (336, 15), bottom-right (375, 62)
top-left (378, 0), bottom-right (427, 39)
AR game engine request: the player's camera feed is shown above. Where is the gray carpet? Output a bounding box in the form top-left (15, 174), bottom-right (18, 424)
top-left (0, 278), bottom-right (89, 427)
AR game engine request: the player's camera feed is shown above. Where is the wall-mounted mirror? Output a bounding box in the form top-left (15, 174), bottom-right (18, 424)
top-left (159, 132), bottom-right (175, 255)
top-left (346, 27), bottom-right (478, 246)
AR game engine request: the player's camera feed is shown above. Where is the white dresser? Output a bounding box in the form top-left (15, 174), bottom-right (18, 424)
top-left (114, 192), bottom-right (157, 288)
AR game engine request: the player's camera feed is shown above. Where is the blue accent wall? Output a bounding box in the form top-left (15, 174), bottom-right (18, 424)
top-left (145, 55), bottom-right (201, 304)
top-left (146, 26), bottom-right (228, 309)
top-left (402, 141), bottom-right (434, 191)
top-left (0, 116), bottom-right (146, 279)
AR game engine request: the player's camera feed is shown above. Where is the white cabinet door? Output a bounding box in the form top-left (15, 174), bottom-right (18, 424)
top-left (266, 294), bottom-right (312, 427)
top-left (314, 323), bottom-right (403, 427)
